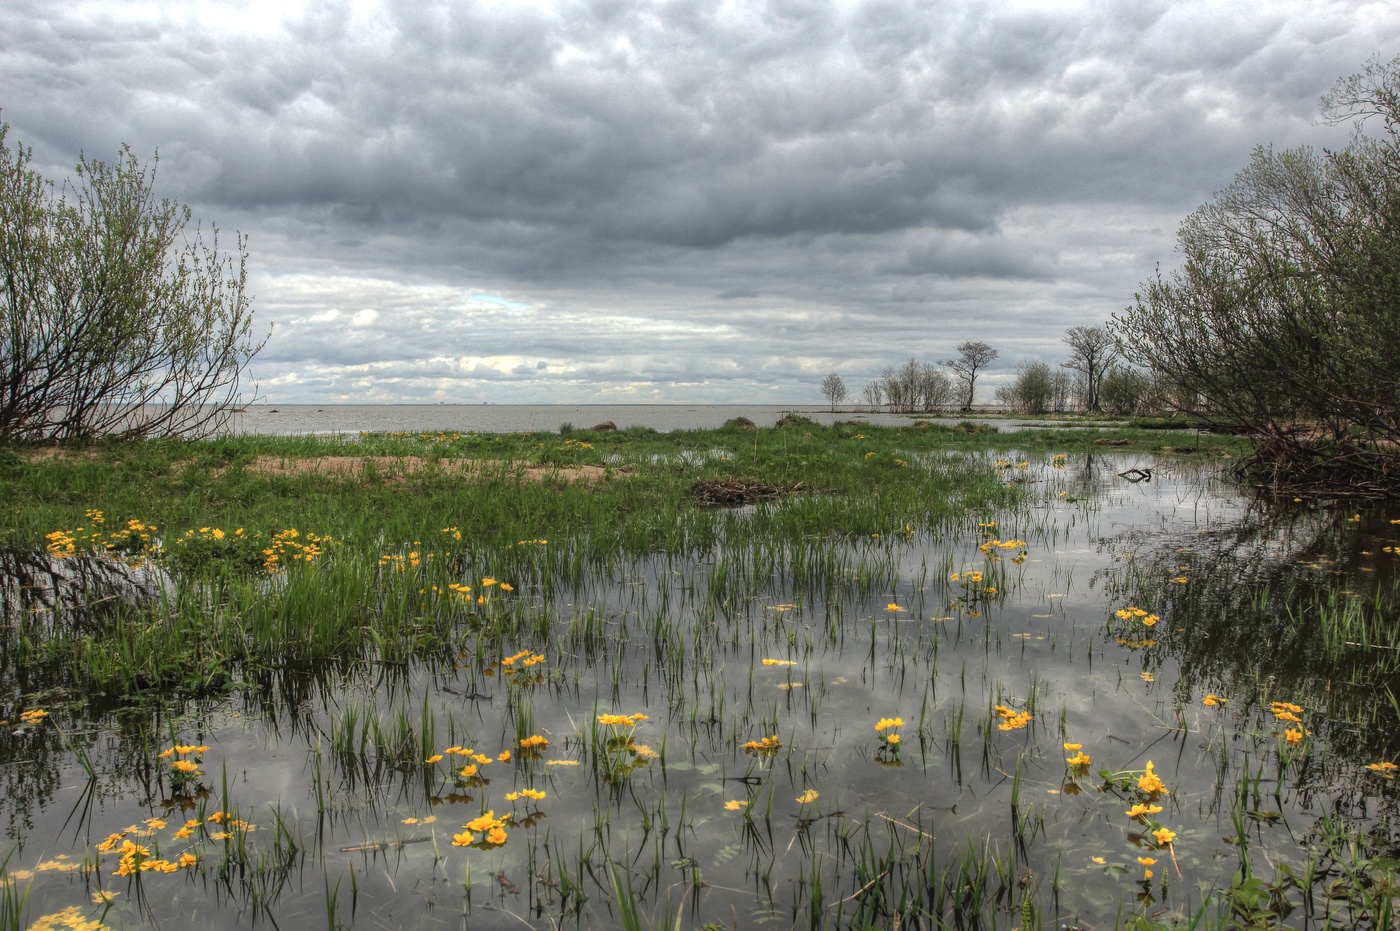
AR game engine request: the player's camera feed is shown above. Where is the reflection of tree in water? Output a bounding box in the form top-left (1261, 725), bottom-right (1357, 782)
top-left (1097, 496), bottom-right (1400, 759)
top-left (0, 551), bottom-right (196, 838)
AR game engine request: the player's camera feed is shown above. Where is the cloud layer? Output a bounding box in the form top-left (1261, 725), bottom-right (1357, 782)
top-left (3, 0), bottom-right (1396, 402)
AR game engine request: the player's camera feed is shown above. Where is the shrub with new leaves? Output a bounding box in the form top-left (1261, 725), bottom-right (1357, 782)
top-left (0, 123), bottom-right (263, 441)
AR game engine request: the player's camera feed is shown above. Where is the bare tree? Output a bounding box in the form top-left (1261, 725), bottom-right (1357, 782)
top-left (859, 380), bottom-right (883, 410)
top-left (1062, 325), bottom-right (1118, 412)
top-left (819, 372), bottom-right (848, 411)
top-left (944, 341), bottom-right (998, 411)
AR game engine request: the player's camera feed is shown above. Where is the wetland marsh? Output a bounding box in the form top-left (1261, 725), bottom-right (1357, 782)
top-left (2, 421), bottom-right (1398, 931)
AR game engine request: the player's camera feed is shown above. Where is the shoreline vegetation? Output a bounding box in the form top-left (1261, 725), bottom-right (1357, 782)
top-left (8, 421), bottom-right (1400, 931)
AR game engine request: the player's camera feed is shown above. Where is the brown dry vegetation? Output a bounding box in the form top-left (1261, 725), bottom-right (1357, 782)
top-left (21, 448), bottom-right (628, 485)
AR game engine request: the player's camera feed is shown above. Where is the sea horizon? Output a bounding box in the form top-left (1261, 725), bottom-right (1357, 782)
top-left (231, 402), bottom-right (991, 436)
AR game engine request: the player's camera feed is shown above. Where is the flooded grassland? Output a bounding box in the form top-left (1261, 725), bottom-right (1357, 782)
top-left (1, 423), bottom-right (1398, 931)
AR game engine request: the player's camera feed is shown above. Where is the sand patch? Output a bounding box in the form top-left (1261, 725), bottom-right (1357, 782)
top-left (230, 455), bottom-right (622, 485)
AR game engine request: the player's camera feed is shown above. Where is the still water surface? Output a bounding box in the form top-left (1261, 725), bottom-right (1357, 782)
top-left (232, 404), bottom-right (1040, 435)
top-left (3, 452), bottom-right (1396, 929)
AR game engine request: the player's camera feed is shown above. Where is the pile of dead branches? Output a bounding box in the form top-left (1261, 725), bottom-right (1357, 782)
top-left (688, 478), bottom-right (800, 506)
top-left (1239, 437), bottom-right (1400, 501)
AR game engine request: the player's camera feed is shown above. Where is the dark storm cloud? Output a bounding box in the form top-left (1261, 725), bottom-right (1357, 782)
top-left (2, 0), bottom-right (1397, 402)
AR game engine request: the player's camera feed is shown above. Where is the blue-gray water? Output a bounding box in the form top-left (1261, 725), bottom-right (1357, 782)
top-left (232, 403), bottom-right (1017, 435)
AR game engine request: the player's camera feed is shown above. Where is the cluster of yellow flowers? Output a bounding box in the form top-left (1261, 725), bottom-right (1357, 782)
top-left (950, 570), bottom-right (985, 585)
top-left (875, 717), bottom-right (904, 750)
top-left (1064, 742), bottom-right (1091, 769)
top-left (978, 538), bottom-right (1028, 560)
top-left (421, 735), bottom-right (559, 849)
top-left (1115, 606), bottom-right (1160, 627)
top-left (19, 708), bottom-right (47, 726)
top-left (597, 712), bottom-right (648, 728)
top-left (452, 810), bottom-right (510, 848)
top-left (743, 735), bottom-right (782, 755)
top-left (993, 460), bottom-right (1030, 471)
top-left (424, 745), bottom-right (513, 782)
top-left (46, 514), bottom-right (159, 562)
top-left (94, 809), bottom-right (252, 879)
top-left (158, 743), bottom-right (209, 780)
top-left (761, 657), bottom-right (797, 666)
top-left (1367, 761), bottom-right (1399, 779)
top-left (26, 905), bottom-right (112, 931)
top-left (260, 528), bottom-right (327, 572)
top-left (995, 704), bottom-right (1031, 731)
top-left (1271, 701), bottom-right (1307, 747)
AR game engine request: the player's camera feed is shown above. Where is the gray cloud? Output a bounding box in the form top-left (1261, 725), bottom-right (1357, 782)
top-left (2, 0), bottom-right (1396, 403)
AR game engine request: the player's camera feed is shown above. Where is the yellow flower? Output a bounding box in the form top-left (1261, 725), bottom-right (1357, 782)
top-left (795, 789), bottom-right (819, 804)
top-left (1367, 761), bottom-right (1399, 778)
top-left (1090, 856), bottom-right (1105, 865)
top-left (886, 603), bottom-right (904, 612)
top-left (1284, 727), bottom-right (1305, 747)
top-left (171, 759), bottom-right (200, 774)
top-left (465, 811), bottom-right (499, 832)
top-left (451, 831), bottom-right (475, 847)
top-left (459, 764), bottom-right (478, 779)
top-left (486, 826), bottom-right (508, 845)
top-left (724, 800), bottom-right (747, 811)
top-left (497, 750), bottom-right (512, 762)
top-left (1063, 742), bottom-right (1081, 751)
top-left (500, 582), bottom-right (514, 592)
top-left (425, 754), bottom-right (444, 764)
top-left (520, 788), bottom-right (546, 801)
top-left (1152, 828), bottom-right (1176, 846)
top-left (481, 577), bottom-right (498, 587)
top-left (1065, 751), bottom-right (1091, 767)
top-left (1203, 694), bottom-right (1224, 707)
top-left (519, 735), bottom-right (549, 749)
top-left (875, 717), bottom-right (904, 732)
top-left (761, 658), bottom-right (796, 666)
top-left (1138, 761), bottom-right (1167, 796)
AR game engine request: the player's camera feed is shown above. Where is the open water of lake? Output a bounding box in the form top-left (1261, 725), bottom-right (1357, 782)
top-left (231, 404), bottom-right (1044, 435)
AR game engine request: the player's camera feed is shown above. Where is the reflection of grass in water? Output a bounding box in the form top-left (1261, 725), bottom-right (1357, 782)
top-left (13, 424), bottom-right (1389, 929)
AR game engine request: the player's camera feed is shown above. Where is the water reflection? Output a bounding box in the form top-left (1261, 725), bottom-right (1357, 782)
top-left (4, 454), bottom-right (1400, 930)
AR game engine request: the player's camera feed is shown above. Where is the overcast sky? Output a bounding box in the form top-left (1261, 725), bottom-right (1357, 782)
top-left (3, 0), bottom-right (1396, 404)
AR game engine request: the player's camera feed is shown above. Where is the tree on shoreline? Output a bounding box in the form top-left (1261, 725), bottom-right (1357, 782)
top-left (1114, 56), bottom-right (1400, 497)
top-left (945, 341), bottom-right (998, 411)
top-left (819, 372), bottom-right (848, 411)
top-left (0, 124), bottom-right (263, 441)
top-left (1062, 326), bottom-right (1117, 412)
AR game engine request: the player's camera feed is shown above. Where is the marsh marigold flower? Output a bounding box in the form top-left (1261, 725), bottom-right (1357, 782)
top-left (1138, 761), bottom-right (1167, 796)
